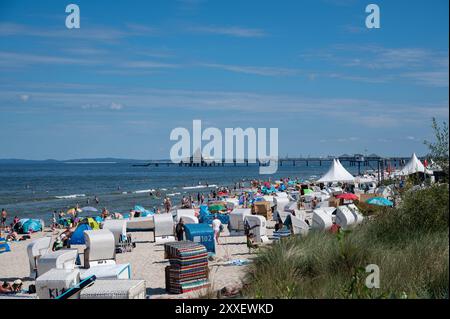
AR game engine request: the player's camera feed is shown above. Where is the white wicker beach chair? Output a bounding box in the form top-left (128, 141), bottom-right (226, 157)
top-left (80, 263), bottom-right (131, 280)
top-left (175, 215), bottom-right (198, 224)
top-left (347, 204), bottom-right (365, 224)
top-left (26, 236), bottom-right (52, 278)
top-left (273, 196), bottom-right (290, 221)
top-left (290, 215), bottom-right (310, 237)
top-left (126, 216), bottom-right (154, 231)
top-left (336, 205), bottom-right (356, 229)
top-left (312, 208), bottom-right (333, 231)
top-left (228, 208), bottom-right (251, 234)
top-left (102, 219), bottom-right (133, 252)
top-left (244, 215), bottom-right (269, 243)
top-left (35, 268), bottom-right (80, 299)
top-left (80, 279), bottom-right (145, 299)
top-left (153, 213), bottom-right (175, 243)
top-left (83, 229), bottom-right (116, 268)
top-left (37, 249), bottom-right (78, 277)
top-left (175, 209), bottom-right (196, 220)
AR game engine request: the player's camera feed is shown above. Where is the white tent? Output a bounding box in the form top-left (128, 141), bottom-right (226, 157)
top-left (317, 159), bottom-right (355, 183)
top-left (398, 153), bottom-right (432, 176)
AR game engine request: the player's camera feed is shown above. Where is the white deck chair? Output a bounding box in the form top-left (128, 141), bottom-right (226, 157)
top-left (37, 249), bottom-right (78, 277)
top-left (83, 229), bottom-right (116, 268)
top-left (126, 216), bottom-right (154, 231)
top-left (336, 205), bottom-right (356, 229)
top-left (102, 220), bottom-right (132, 252)
top-left (27, 236), bottom-right (52, 278)
top-left (153, 213), bottom-right (175, 243)
top-left (175, 215), bottom-right (198, 224)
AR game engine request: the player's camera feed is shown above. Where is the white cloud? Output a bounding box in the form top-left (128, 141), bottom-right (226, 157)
top-left (121, 61), bottom-right (178, 69)
top-left (0, 51), bottom-right (99, 68)
top-left (110, 102), bottom-right (123, 110)
top-left (402, 71), bottom-right (449, 88)
top-left (81, 102), bottom-right (123, 110)
top-left (299, 46), bottom-right (449, 87)
top-left (19, 94), bottom-right (29, 102)
top-left (200, 63), bottom-right (299, 76)
top-left (1, 85), bottom-right (447, 129)
top-left (0, 22), bottom-right (158, 40)
top-left (188, 25), bottom-right (267, 38)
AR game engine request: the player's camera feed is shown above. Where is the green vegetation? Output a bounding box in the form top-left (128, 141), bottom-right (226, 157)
top-left (242, 120), bottom-right (449, 299)
top-left (424, 117), bottom-right (449, 180)
top-left (242, 185), bottom-right (449, 298)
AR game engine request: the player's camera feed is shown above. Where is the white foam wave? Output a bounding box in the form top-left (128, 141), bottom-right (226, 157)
top-left (55, 194), bottom-right (86, 199)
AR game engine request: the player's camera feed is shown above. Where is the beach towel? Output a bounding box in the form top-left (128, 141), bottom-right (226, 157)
top-left (0, 237), bottom-right (11, 254)
top-left (225, 259), bottom-right (251, 266)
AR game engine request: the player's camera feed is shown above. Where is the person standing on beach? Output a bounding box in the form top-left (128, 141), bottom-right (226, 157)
top-left (175, 218), bottom-right (185, 241)
top-left (164, 197), bottom-right (172, 213)
top-left (212, 215), bottom-right (222, 245)
top-left (51, 211), bottom-right (57, 231)
top-left (1, 209), bottom-right (7, 229)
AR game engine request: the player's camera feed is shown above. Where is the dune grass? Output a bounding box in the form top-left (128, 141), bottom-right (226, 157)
top-left (242, 184), bottom-right (449, 299)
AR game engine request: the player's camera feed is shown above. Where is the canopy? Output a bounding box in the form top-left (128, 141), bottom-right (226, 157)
top-left (398, 153), bottom-right (432, 176)
top-left (70, 223), bottom-right (92, 245)
top-left (317, 159), bottom-right (355, 183)
top-left (336, 193), bottom-right (359, 201)
top-left (366, 197), bottom-right (393, 207)
top-left (86, 217), bottom-right (100, 230)
top-left (134, 205), bottom-right (154, 216)
top-left (81, 206), bottom-right (98, 213)
top-left (21, 219), bottom-right (42, 233)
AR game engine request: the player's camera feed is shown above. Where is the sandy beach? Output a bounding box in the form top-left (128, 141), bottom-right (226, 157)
top-left (0, 223), bottom-right (275, 299)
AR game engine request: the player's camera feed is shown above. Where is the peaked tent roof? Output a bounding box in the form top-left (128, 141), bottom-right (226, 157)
top-left (398, 153), bottom-right (432, 176)
top-left (317, 159), bottom-right (355, 183)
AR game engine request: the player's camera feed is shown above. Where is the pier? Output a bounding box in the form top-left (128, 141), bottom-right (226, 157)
top-left (132, 154), bottom-right (417, 175)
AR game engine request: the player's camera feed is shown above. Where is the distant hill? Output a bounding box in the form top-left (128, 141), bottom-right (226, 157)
top-left (0, 158), bottom-right (150, 164)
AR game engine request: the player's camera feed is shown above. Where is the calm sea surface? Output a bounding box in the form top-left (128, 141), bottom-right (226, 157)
top-left (0, 162), bottom-right (364, 222)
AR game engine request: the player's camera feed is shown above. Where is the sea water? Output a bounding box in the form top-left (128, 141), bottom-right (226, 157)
top-left (0, 162), bottom-right (362, 222)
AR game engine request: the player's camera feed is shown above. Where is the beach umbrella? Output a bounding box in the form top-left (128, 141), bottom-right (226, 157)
top-left (81, 206), bottom-right (98, 213)
top-left (67, 208), bottom-right (81, 215)
top-left (336, 193), bottom-right (359, 201)
top-left (366, 197), bottom-right (393, 207)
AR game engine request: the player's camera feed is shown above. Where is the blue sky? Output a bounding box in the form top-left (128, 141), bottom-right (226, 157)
top-left (0, 0), bottom-right (448, 160)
